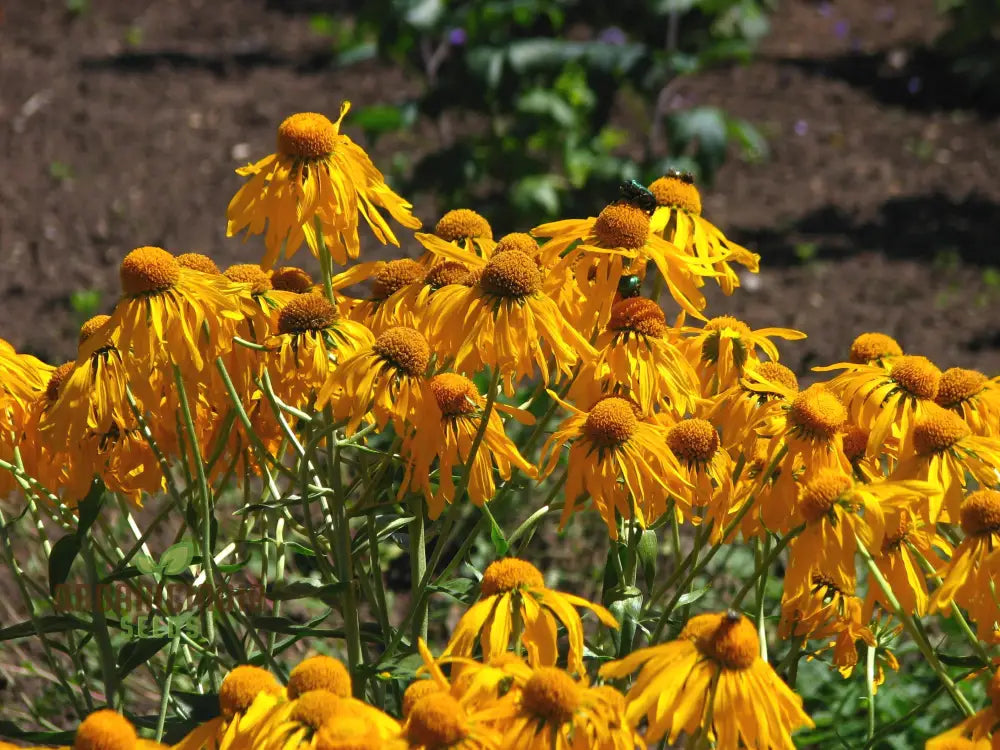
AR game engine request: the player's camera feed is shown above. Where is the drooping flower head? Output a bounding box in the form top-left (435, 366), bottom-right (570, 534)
top-left (416, 208), bottom-right (497, 261)
top-left (74, 710), bottom-right (138, 750)
top-left (936, 367), bottom-right (1000, 437)
top-left (849, 331), bottom-right (902, 365)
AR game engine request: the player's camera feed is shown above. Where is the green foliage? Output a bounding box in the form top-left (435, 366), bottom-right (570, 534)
top-left (312, 0), bottom-right (771, 225)
top-left (935, 0), bottom-right (1000, 93)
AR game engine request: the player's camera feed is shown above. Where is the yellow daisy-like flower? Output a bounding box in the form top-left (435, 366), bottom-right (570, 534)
top-left (313, 717), bottom-right (400, 750)
top-left (177, 252), bottom-right (222, 275)
top-left (416, 209), bottom-right (497, 261)
top-left (317, 326), bottom-right (432, 436)
top-left (73, 710), bottom-right (139, 750)
top-left (681, 315), bottom-right (806, 394)
top-left (927, 671), bottom-right (1000, 749)
top-left (404, 691), bottom-right (500, 750)
top-left (539, 395), bottom-right (689, 538)
top-left (338, 258), bottom-right (428, 333)
top-left (891, 404), bottom-right (1000, 522)
top-left (227, 105), bottom-right (421, 269)
top-left (569, 296), bottom-right (698, 417)
top-left (400, 373), bottom-right (535, 518)
top-left (848, 331), bottom-right (904, 365)
top-left (936, 367), bottom-right (1000, 437)
top-left (175, 665), bottom-right (284, 750)
top-left (707, 360), bottom-right (799, 455)
top-left (648, 172), bottom-right (760, 295)
top-left (286, 655), bottom-right (352, 699)
top-left (428, 249), bottom-right (595, 395)
top-left (253, 689), bottom-right (400, 750)
top-left (271, 266), bottom-right (316, 294)
top-left (441, 557), bottom-right (617, 674)
top-left (601, 611), bottom-right (813, 748)
top-left (264, 293), bottom-right (374, 407)
top-left (446, 653), bottom-right (533, 711)
top-left (483, 666), bottom-right (640, 750)
top-left (373, 259), bottom-right (475, 333)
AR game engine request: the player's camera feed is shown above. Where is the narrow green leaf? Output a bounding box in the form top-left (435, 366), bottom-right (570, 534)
top-left (48, 533), bottom-right (81, 596)
top-left (117, 636), bottom-right (170, 679)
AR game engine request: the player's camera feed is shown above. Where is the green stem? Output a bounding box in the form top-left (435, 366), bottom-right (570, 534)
top-left (866, 642), bottom-right (877, 741)
top-left (83, 542), bottom-right (118, 708)
top-left (155, 633), bottom-right (181, 741)
top-left (409, 495), bottom-right (428, 642)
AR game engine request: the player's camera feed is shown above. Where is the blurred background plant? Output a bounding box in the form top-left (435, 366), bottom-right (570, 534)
top-left (310, 0), bottom-right (771, 225)
top-left (934, 0), bottom-right (1000, 98)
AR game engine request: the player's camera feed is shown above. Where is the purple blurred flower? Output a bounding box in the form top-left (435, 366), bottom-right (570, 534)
top-left (794, 120), bottom-right (809, 136)
top-left (908, 76), bottom-right (922, 95)
top-left (448, 27), bottom-right (467, 46)
top-left (598, 26), bottom-right (627, 45)
top-left (817, 2), bottom-right (832, 17)
top-left (833, 20), bottom-right (850, 39)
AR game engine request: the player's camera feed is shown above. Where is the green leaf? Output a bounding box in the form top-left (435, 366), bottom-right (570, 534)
top-left (353, 104), bottom-right (415, 135)
top-left (726, 116), bottom-right (768, 163)
top-left (0, 721), bottom-right (74, 744)
top-left (0, 614), bottom-right (91, 641)
top-left (117, 636), bottom-right (170, 679)
top-left (76, 478), bottom-right (105, 537)
top-left (637, 529), bottom-right (658, 590)
top-left (160, 542), bottom-right (195, 576)
top-left (133, 554), bottom-right (156, 576)
top-left (937, 652), bottom-right (988, 668)
top-left (482, 505), bottom-right (508, 557)
top-left (676, 586), bottom-right (710, 607)
top-left (266, 579), bottom-right (345, 604)
top-left (48, 533), bottom-right (81, 596)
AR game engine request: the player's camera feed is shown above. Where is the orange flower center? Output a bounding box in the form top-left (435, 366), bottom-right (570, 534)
top-left (46, 362), bottom-right (75, 403)
top-left (277, 112), bottom-right (338, 159)
top-left (667, 418), bottom-right (719, 465)
top-left (224, 263), bottom-right (273, 295)
top-left (480, 557), bottom-right (544, 596)
top-left (314, 717), bottom-right (381, 750)
top-left (278, 295), bottom-right (338, 335)
top-left (402, 679), bottom-right (443, 717)
top-left (700, 316), bottom-right (752, 366)
top-left (218, 665), bottom-right (281, 719)
top-left (435, 208), bottom-right (493, 242)
top-left (271, 266), bottom-right (315, 294)
top-left (290, 690), bottom-right (343, 730)
top-left (842, 424), bottom-right (870, 463)
top-left (372, 259), bottom-right (425, 299)
top-left (882, 512), bottom-right (914, 554)
top-left (799, 470), bottom-right (852, 523)
top-left (429, 373), bottom-right (481, 416)
top-left (788, 385), bottom-right (846, 440)
top-left (493, 232), bottom-right (538, 256)
top-left (176, 252), bottom-right (220, 274)
top-left (120, 246), bottom-right (180, 296)
top-left (912, 404), bottom-right (971, 455)
top-left (583, 397), bottom-right (639, 447)
top-left (287, 655), bottom-right (352, 700)
top-left (406, 692), bottom-right (469, 747)
top-left (372, 327), bottom-right (431, 377)
top-left (849, 332), bottom-right (902, 364)
top-left (74, 710), bottom-right (136, 750)
top-left (592, 202), bottom-right (650, 250)
top-left (959, 490), bottom-right (1000, 537)
top-left (753, 361), bottom-right (799, 392)
top-left (936, 367), bottom-right (988, 407)
top-left (79, 315), bottom-right (111, 346)
top-left (684, 611), bottom-right (758, 670)
top-left (608, 297), bottom-right (667, 338)
top-left (889, 355), bottom-right (941, 400)
top-left (520, 668), bottom-right (582, 725)
top-left (479, 250), bottom-right (542, 298)
top-left (648, 174), bottom-right (702, 215)
top-left (425, 261), bottom-right (471, 288)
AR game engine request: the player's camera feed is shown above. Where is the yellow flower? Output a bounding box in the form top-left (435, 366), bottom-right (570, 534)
top-left (927, 671), bottom-right (1000, 749)
top-left (936, 367), bottom-right (1000, 437)
top-left (441, 557), bottom-right (617, 674)
top-left (73, 710), bottom-right (137, 750)
top-left (447, 653), bottom-right (533, 711)
top-left (370, 259), bottom-right (476, 334)
top-left (253, 690), bottom-right (400, 750)
top-left (601, 611), bottom-right (813, 748)
top-left (271, 266), bottom-right (316, 294)
top-left (681, 315), bottom-right (806, 394)
top-left (428, 250), bottom-right (594, 395)
top-left (177, 252), bottom-right (222, 275)
top-left (264, 294), bottom-right (374, 407)
top-left (404, 691), bottom-right (500, 750)
top-left (313, 717), bottom-right (398, 750)
top-left (707, 360), bottom-right (798, 456)
top-left (416, 209), bottom-right (497, 261)
top-left (648, 172), bottom-right (760, 295)
top-left (227, 105), bottom-right (420, 269)
top-left (339, 258), bottom-right (428, 333)
top-left (286, 655), bottom-right (352, 699)
top-left (569, 296), bottom-right (698, 417)
top-left (539, 395), bottom-right (689, 539)
top-left (848, 331), bottom-right (903, 365)
top-left (400, 373), bottom-right (535, 518)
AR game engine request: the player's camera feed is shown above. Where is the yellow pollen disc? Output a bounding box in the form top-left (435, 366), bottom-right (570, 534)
top-left (849, 332), bottom-right (903, 364)
top-left (701, 316), bottom-right (752, 365)
top-left (176, 253), bottom-right (220, 274)
top-left (425, 260), bottom-right (471, 288)
top-left (46, 361), bottom-right (75, 403)
top-left (608, 297), bottom-right (667, 338)
top-left (882, 512), bottom-right (914, 553)
top-left (788, 384), bottom-right (846, 440)
top-left (79, 315), bottom-right (111, 346)
top-left (277, 112), bottom-right (338, 159)
top-left (889, 355), bottom-right (941, 400)
top-left (937, 367), bottom-right (988, 407)
top-left (429, 373), bottom-right (481, 417)
top-left (705, 316), bottom-right (753, 337)
top-left (74, 710), bottom-right (137, 750)
top-left (583, 397), bottom-right (639, 448)
top-left (290, 690), bottom-right (344, 730)
top-left (225, 264), bottom-right (273, 295)
top-left (480, 558), bottom-right (544, 596)
top-left (683, 612), bottom-right (758, 670)
top-left (493, 232), bottom-right (538, 256)
top-left (372, 259), bottom-right (425, 299)
top-left (434, 208), bottom-right (493, 242)
top-left (120, 246), bottom-right (180, 297)
top-left (278, 295), bottom-right (338, 335)
top-left (219, 665), bottom-right (281, 719)
top-left (406, 692), bottom-right (469, 747)
top-left (372, 326), bottom-right (431, 377)
top-left (913, 403), bottom-right (971, 455)
top-left (667, 418), bottom-right (719, 464)
top-left (314, 717), bottom-right (380, 750)
top-left (271, 266), bottom-right (315, 294)
top-left (754, 361), bottom-right (799, 392)
top-left (402, 679), bottom-right (443, 717)
top-left (479, 250), bottom-right (542, 298)
top-left (521, 668), bottom-right (582, 725)
top-left (287, 655), bottom-right (352, 700)
top-left (842, 424), bottom-right (870, 462)
top-left (648, 175), bottom-right (702, 215)
top-left (799, 470), bottom-right (852, 523)
top-left (811, 572), bottom-right (850, 595)
top-left (959, 490), bottom-right (1000, 537)
top-left (592, 202), bottom-right (650, 250)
